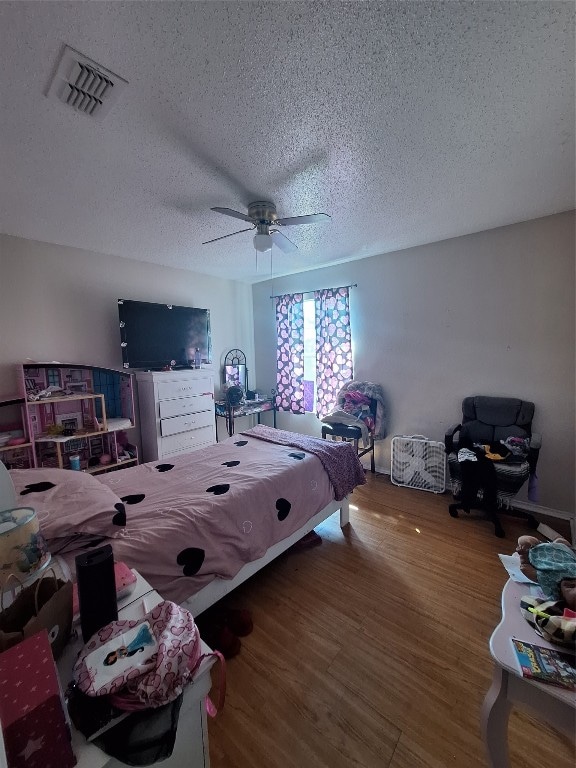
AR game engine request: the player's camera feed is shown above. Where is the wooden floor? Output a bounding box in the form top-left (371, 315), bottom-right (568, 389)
top-left (207, 474), bottom-right (575, 768)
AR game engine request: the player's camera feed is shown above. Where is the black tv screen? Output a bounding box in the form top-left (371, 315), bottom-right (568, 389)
top-left (118, 299), bottom-right (212, 369)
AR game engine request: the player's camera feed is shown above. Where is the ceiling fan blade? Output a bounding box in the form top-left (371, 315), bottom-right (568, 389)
top-left (275, 213), bottom-right (331, 227)
top-left (202, 227), bottom-right (254, 245)
top-left (211, 207), bottom-right (253, 223)
top-left (270, 230), bottom-right (298, 254)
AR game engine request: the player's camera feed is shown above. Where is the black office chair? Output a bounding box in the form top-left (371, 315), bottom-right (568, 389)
top-left (445, 396), bottom-right (541, 537)
top-left (321, 396), bottom-right (377, 473)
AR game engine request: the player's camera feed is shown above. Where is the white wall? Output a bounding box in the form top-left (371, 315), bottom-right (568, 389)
top-left (0, 235), bottom-right (255, 437)
top-left (252, 212), bottom-right (575, 513)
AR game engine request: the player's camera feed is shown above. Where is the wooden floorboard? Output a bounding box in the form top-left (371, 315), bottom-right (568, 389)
top-left (208, 474), bottom-right (575, 767)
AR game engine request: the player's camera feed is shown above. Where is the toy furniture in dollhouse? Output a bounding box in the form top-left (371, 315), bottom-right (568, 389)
top-left (20, 364), bottom-right (138, 474)
top-left (0, 396), bottom-right (34, 469)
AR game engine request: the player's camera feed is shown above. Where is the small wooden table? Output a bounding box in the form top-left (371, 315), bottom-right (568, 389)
top-left (57, 571), bottom-right (216, 768)
top-left (481, 578), bottom-right (576, 768)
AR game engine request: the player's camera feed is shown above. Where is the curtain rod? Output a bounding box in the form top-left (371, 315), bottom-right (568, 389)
top-left (269, 283), bottom-right (357, 299)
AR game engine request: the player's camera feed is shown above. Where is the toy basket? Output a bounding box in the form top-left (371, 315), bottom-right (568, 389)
top-left (390, 435), bottom-right (446, 494)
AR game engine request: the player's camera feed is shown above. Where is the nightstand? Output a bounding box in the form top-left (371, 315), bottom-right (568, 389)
top-left (57, 571), bottom-right (216, 768)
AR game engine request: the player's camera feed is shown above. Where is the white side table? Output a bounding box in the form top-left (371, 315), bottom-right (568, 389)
top-left (481, 578), bottom-right (576, 768)
top-left (57, 571), bottom-right (216, 768)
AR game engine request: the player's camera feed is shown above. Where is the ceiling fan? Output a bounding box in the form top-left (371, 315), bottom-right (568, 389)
top-left (202, 201), bottom-right (330, 253)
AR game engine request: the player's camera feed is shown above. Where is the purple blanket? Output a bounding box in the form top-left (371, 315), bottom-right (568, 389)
top-left (243, 425), bottom-right (366, 500)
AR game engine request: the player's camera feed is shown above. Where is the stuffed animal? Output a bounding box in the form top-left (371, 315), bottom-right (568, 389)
top-left (516, 535), bottom-right (576, 649)
top-left (516, 535), bottom-right (576, 609)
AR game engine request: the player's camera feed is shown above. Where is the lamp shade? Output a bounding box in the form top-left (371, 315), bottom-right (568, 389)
top-left (0, 507), bottom-right (48, 589)
top-left (253, 233), bottom-right (272, 252)
top-left (0, 460), bottom-right (17, 514)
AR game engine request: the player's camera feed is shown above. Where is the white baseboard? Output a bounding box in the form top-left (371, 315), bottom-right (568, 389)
top-left (366, 463), bottom-right (389, 476)
top-left (537, 522), bottom-right (565, 541)
top-left (511, 499), bottom-right (575, 523)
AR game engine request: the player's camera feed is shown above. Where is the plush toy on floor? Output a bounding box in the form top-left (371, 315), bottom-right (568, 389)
top-left (196, 607), bottom-right (253, 659)
top-left (517, 535), bottom-right (576, 649)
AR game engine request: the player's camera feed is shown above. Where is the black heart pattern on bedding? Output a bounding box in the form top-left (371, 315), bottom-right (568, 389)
top-left (176, 547), bottom-right (206, 577)
top-left (206, 484), bottom-right (230, 495)
top-left (112, 503), bottom-right (127, 527)
top-left (121, 494), bottom-right (146, 505)
top-left (20, 481), bottom-right (56, 495)
top-left (276, 498), bottom-right (291, 521)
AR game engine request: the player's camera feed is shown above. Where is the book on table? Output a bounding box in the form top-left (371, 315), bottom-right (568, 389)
top-left (512, 637), bottom-right (576, 690)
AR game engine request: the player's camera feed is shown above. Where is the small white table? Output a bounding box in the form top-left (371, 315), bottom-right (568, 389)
top-left (481, 578), bottom-right (576, 768)
top-left (57, 571), bottom-right (216, 768)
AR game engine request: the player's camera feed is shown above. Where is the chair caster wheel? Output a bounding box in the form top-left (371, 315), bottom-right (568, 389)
top-left (449, 504), bottom-right (459, 518)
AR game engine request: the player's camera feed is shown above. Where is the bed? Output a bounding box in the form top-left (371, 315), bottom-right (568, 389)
top-left (8, 426), bottom-right (366, 616)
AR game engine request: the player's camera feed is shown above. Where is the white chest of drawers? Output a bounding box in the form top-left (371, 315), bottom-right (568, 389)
top-left (136, 370), bottom-right (216, 462)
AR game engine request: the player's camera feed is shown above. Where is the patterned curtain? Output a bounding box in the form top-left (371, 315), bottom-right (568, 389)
top-left (275, 293), bottom-right (305, 413)
top-left (314, 286), bottom-right (353, 418)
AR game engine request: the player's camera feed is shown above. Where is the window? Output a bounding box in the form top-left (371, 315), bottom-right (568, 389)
top-left (275, 286), bottom-right (353, 417)
top-left (302, 298), bottom-right (316, 412)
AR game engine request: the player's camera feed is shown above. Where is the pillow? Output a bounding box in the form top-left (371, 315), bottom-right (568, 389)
top-left (9, 468), bottom-right (126, 541)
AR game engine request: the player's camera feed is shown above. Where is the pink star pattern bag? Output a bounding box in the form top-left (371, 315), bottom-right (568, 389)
top-left (73, 600), bottom-right (225, 713)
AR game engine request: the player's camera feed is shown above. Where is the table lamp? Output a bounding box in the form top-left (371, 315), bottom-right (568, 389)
top-left (0, 506), bottom-right (48, 589)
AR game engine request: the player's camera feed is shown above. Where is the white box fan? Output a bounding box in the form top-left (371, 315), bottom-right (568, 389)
top-left (390, 435), bottom-right (446, 494)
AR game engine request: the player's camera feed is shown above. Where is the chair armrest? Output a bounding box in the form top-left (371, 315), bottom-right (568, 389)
top-left (444, 423), bottom-right (461, 454)
top-left (528, 432), bottom-right (542, 474)
top-left (530, 432), bottom-right (542, 451)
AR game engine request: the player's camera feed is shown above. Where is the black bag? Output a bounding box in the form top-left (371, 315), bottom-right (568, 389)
top-left (93, 694), bottom-right (184, 766)
top-left (67, 684), bottom-right (184, 767)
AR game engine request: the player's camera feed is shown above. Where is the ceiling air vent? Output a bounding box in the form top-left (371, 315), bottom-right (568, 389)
top-left (47, 45), bottom-right (128, 120)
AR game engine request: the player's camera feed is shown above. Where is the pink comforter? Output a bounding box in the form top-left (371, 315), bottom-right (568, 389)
top-left (90, 433), bottom-right (339, 603)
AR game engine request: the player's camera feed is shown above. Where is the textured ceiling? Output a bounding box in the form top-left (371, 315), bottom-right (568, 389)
top-left (0, 1), bottom-right (574, 283)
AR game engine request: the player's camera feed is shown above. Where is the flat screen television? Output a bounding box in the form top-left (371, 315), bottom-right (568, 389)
top-left (118, 299), bottom-right (212, 370)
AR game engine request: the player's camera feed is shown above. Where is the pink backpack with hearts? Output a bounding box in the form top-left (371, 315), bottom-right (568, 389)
top-left (73, 600), bottom-right (225, 713)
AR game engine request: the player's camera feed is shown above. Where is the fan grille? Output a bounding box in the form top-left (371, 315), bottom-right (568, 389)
top-left (390, 435), bottom-right (446, 494)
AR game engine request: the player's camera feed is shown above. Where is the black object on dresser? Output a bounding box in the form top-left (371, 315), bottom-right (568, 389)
top-left (76, 544), bottom-right (118, 642)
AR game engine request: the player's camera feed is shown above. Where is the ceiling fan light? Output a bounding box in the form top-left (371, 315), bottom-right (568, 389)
top-left (253, 233), bottom-right (272, 252)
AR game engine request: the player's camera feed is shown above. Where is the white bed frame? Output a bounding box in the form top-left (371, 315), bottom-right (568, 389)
top-left (182, 496), bottom-right (349, 617)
